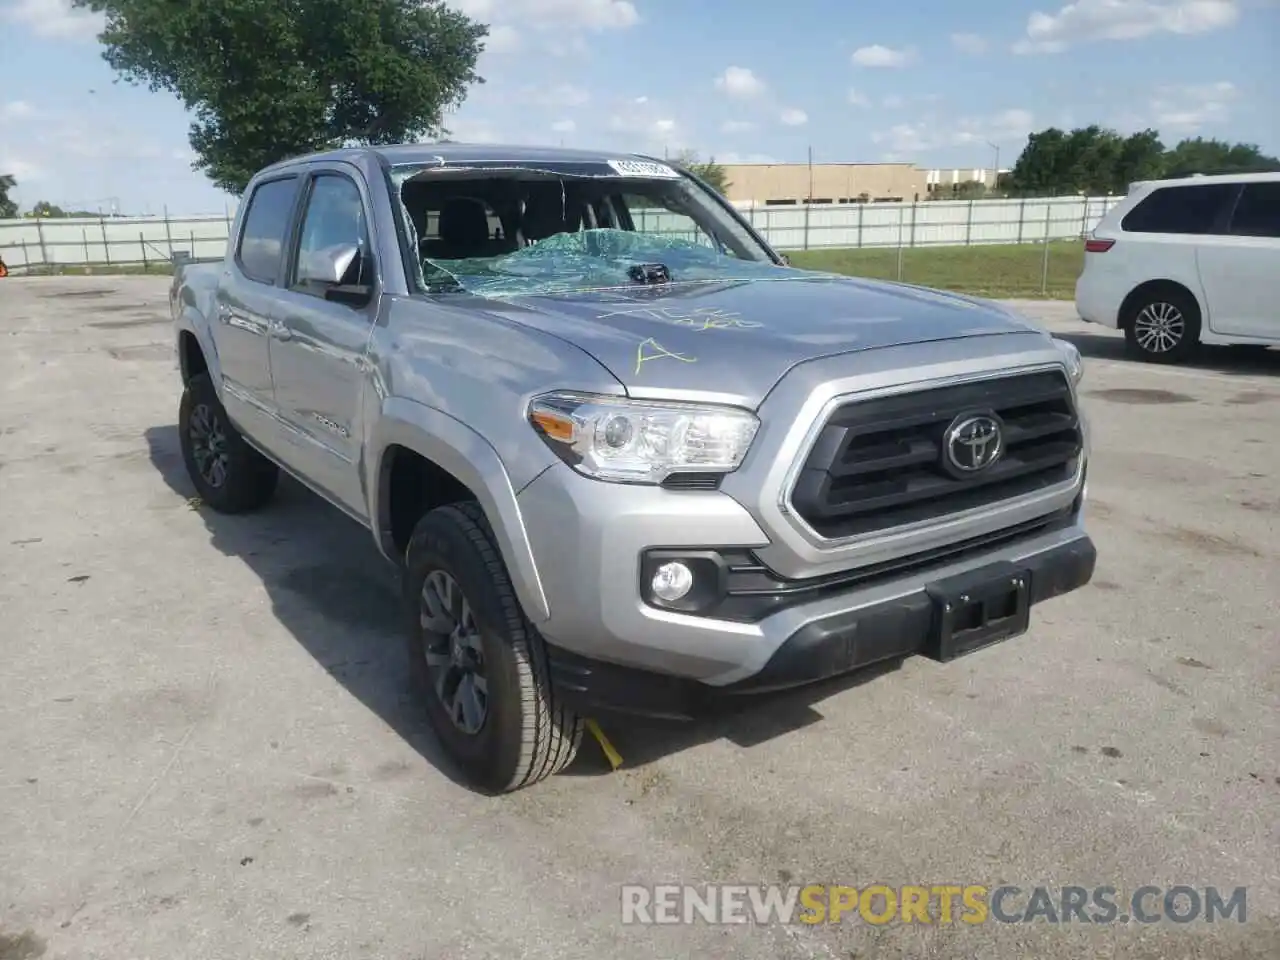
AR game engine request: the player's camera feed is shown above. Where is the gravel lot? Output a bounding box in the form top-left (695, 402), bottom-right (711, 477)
top-left (2, 276), bottom-right (1277, 960)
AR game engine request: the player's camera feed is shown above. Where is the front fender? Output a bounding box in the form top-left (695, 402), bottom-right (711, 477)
top-left (368, 396), bottom-right (552, 624)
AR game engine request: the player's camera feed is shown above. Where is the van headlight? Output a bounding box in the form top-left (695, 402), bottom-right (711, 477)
top-left (1053, 338), bottom-right (1084, 385)
top-left (527, 392), bottom-right (759, 484)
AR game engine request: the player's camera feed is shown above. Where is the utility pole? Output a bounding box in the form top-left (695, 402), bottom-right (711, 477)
top-left (985, 140), bottom-right (1000, 192)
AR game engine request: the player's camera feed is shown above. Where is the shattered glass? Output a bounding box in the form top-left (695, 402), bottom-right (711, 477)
top-left (420, 228), bottom-right (811, 299)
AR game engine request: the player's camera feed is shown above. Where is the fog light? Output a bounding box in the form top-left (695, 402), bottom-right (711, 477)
top-left (651, 561), bottom-right (694, 602)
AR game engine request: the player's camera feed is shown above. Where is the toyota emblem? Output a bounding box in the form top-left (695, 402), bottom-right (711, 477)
top-left (944, 414), bottom-right (1004, 474)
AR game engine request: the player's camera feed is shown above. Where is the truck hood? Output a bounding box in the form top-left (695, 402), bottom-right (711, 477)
top-left (479, 274), bottom-right (1044, 406)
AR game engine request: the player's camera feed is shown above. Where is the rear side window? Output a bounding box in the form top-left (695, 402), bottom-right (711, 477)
top-left (236, 177), bottom-right (299, 284)
top-left (1227, 182), bottom-right (1280, 238)
top-left (1120, 183), bottom-right (1238, 235)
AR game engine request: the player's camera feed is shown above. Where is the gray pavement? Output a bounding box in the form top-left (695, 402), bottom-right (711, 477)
top-left (2, 276), bottom-right (1278, 959)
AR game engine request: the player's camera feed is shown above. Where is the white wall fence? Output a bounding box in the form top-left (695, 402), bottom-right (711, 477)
top-left (0, 195), bottom-right (1122, 271)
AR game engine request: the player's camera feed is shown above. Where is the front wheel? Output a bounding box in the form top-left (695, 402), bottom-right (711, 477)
top-left (403, 502), bottom-right (583, 793)
top-left (1123, 289), bottom-right (1201, 364)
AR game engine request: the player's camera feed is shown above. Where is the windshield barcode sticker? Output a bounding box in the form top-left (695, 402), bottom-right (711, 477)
top-left (608, 159), bottom-right (681, 179)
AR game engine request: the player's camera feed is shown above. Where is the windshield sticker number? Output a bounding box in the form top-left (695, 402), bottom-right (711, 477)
top-left (607, 159), bottom-right (681, 179)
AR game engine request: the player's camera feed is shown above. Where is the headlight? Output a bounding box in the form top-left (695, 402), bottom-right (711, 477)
top-left (1052, 337), bottom-right (1084, 385)
top-left (527, 392), bottom-right (760, 484)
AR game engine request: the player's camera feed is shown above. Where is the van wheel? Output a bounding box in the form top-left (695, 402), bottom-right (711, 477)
top-left (403, 501), bottom-right (583, 793)
top-left (178, 373), bottom-right (279, 512)
top-left (1123, 289), bottom-right (1201, 364)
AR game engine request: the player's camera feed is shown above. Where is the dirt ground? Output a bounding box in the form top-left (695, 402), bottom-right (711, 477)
top-left (1, 277), bottom-right (1277, 959)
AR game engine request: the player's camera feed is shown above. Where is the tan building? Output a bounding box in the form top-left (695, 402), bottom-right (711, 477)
top-left (719, 162), bottom-right (927, 206)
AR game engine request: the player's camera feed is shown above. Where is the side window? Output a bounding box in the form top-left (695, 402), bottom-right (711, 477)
top-left (1227, 182), bottom-right (1280, 238)
top-left (236, 177), bottom-right (299, 284)
top-left (621, 193), bottom-right (720, 251)
top-left (1120, 183), bottom-right (1238, 236)
top-left (292, 174), bottom-right (372, 290)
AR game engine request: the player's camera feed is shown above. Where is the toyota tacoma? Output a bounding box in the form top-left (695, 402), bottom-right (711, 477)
top-left (169, 143), bottom-right (1096, 792)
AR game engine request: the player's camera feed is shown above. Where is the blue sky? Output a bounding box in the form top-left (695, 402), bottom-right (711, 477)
top-left (1, 0), bottom-right (1277, 214)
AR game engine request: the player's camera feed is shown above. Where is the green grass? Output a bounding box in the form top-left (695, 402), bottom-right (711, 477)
top-left (789, 241), bottom-right (1085, 300)
top-left (10, 241), bottom-right (1086, 299)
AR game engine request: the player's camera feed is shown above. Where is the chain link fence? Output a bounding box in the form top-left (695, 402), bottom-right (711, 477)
top-left (0, 194), bottom-right (1120, 299)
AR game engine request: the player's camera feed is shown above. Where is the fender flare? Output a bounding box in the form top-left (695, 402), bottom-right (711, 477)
top-left (368, 397), bottom-right (551, 624)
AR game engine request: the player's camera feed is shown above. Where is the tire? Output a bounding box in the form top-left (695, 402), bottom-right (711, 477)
top-left (403, 501), bottom-right (583, 793)
top-left (1122, 287), bottom-right (1201, 364)
top-left (178, 372), bottom-right (280, 513)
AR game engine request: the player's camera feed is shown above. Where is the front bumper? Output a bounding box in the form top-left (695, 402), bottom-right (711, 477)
top-left (546, 531), bottom-right (1096, 719)
top-left (517, 459), bottom-right (1095, 705)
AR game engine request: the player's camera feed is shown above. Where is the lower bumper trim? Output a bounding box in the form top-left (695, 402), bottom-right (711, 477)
top-left (547, 534), bottom-right (1097, 719)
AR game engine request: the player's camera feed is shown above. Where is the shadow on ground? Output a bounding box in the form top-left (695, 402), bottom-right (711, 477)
top-left (144, 424), bottom-right (902, 790)
top-left (1057, 329), bottom-right (1278, 377)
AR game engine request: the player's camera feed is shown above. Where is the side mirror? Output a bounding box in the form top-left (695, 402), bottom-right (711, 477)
top-left (298, 243), bottom-right (373, 307)
top-left (299, 243), bottom-right (361, 287)
top-left (778, 254), bottom-right (791, 266)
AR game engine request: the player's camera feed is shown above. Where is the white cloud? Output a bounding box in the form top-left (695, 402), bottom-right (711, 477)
top-left (717, 152), bottom-right (779, 164)
top-left (779, 108), bottom-right (808, 126)
top-left (951, 32), bottom-right (989, 54)
top-left (720, 120), bottom-right (757, 133)
top-left (550, 118), bottom-right (577, 133)
top-left (872, 108), bottom-right (1036, 155)
top-left (1149, 80), bottom-right (1238, 129)
top-left (715, 66), bottom-right (767, 100)
top-left (444, 116), bottom-right (503, 143)
top-left (484, 24), bottom-right (523, 54)
top-left (7, 0), bottom-right (103, 40)
top-left (1, 101), bottom-right (36, 121)
top-left (847, 89), bottom-right (870, 107)
top-left (1014, 0), bottom-right (1239, 53)
top-left (0, 154), bottom-right (43, 183)
top-left (516, 83), bottom-right (591, 108)
top-left (450, 0), bottom-right (637, 30)
top-left (851, 44), bottom-right (916, 67)
top-left (882, 95), bottom-right (906, 109)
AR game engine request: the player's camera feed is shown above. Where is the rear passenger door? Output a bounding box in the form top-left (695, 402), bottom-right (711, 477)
top-left (214, 174), bottom-right (300, 441)
top-left (1196, 180), bottom-right (1280, 340)
top-left (268, 165), bottom-right (379, 519)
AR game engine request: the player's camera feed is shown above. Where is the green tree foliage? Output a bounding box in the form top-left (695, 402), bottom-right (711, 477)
top-left (1008, 125), bottom-right (1279, 196)
top-left (72, 0), bottom-right (488, 194)
top-left (672, 151), bottom-right (732, 196)
top-left (0, 174), bottom-right (17, 219)
top-left (1162, 137), bottom-right (1280, 177)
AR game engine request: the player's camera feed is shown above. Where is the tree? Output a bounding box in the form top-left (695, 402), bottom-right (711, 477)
top-left (1163, 137), bottom-right (1280, 177)
top-left (73, 0), bottom-right (488, 194)
top-left (31, 201), bottom-right (68, 218)
top-left (671, 151), bottom-right (731, 196)
top-left (0, 174), bottom-right (17, 219)
top-left (1008, 124), bottom-right (1280, 197)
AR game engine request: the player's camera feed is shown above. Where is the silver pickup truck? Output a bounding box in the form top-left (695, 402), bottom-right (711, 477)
top-left (169, 143), bottom-right (1096, 793)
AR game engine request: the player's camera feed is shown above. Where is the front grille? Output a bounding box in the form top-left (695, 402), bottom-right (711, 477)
top-left (789, 370), bottom-right (1082, 540)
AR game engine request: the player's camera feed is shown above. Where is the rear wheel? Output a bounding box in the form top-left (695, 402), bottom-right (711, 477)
top-left (178, 372), bottom-right (279, 512)
top-left (403, 501), bottom-right (582, 793)
top-left (1122, 288), bottom-right (1201, 364)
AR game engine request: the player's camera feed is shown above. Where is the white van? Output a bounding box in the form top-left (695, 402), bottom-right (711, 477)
top-left (1074, 171), bottom-right (1279, 363)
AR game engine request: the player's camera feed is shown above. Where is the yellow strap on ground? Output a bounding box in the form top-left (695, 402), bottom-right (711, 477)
top-left (585, 718), bottom-right (623, 771)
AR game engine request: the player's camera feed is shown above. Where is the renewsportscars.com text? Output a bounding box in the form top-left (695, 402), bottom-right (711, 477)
top-left (621, 884), bottom-right (1248, 926)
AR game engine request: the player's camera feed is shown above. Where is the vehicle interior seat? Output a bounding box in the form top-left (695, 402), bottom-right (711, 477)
top-left (434, 197), bottom-right (495, 259)
top-left (520, 191), bottom-right (583, 244)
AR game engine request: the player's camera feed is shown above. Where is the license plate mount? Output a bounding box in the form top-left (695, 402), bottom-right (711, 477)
top-left (925, 562), bottom-right (1031, 662)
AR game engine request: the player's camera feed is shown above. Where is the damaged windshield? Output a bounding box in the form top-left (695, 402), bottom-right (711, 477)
top-left (390, 159), bottom-right (796, 298)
